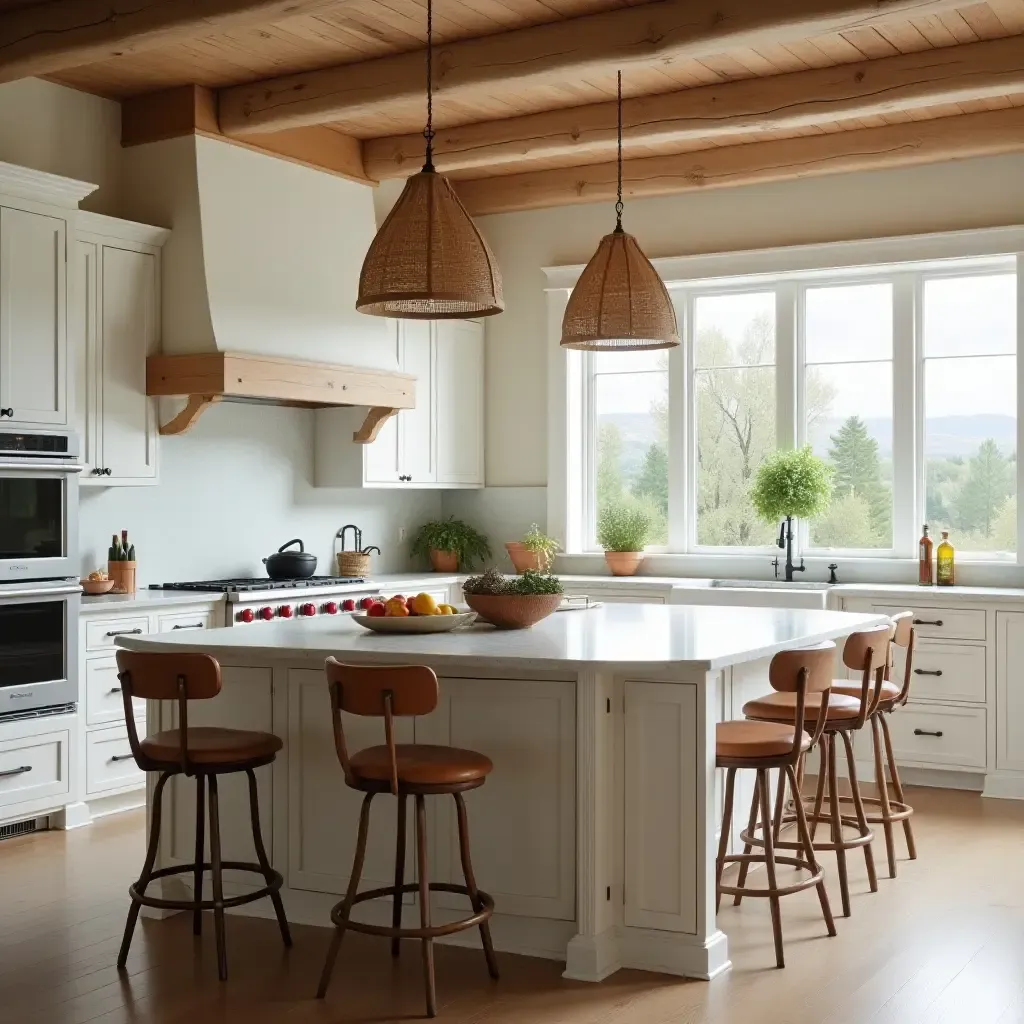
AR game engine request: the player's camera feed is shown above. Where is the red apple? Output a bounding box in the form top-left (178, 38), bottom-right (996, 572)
top-left (358, 596), bottom-right (376, 610)
top-left (341, 598), bottom-right (356, 612)
top-left (366, 601), bottom-right (386, 617)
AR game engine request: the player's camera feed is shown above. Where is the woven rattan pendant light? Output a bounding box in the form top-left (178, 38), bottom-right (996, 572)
top-left (356, 0), bottom-right (503, 319)
top-left (561, 72), bottom-right (679, 350)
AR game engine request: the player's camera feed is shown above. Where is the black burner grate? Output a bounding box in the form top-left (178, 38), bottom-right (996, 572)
top-left (150, 577), bottom-right (366, 593)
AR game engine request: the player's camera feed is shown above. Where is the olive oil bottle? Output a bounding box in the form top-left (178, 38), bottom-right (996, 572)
top-left (918, 525), bottom-right (933, 586)
top-left (936, 531), bottom-right (955, 587)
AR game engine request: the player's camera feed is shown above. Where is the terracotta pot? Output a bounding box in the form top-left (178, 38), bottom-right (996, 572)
top-left (108, 560), bottom-right (138, 594)
top-left (505, 542), bottom-right (548, 574)
top-left (465, 592), bottom-right (562, 629)
top-left (604, 551), bottom-right (644, 577)
top-left (429, 548), bottom-right (460, 572)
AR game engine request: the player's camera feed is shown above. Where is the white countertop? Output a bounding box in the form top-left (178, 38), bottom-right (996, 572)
top-left (81, 591), bottom-right (228, 612)
top-left (118, 603), bottom-right (886, 671)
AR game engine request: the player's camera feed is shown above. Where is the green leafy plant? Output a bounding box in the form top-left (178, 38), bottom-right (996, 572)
top-left (411, 517), bottom-right (491, 570)
top-left (463, 568), bottom-right (563, 596)
top-left (750, 446), bottom-right (833, 523)
top-left (521, 524), bottom-right (560, 565)
top-left (597, 501), bottom-right (652, 552)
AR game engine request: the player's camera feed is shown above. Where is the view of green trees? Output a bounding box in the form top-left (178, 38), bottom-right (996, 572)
top-left (594, 311), bottom-right (1016, 555)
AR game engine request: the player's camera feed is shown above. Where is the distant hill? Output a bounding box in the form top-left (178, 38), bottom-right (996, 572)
top-left (598, 413), bottom-right (662, 480)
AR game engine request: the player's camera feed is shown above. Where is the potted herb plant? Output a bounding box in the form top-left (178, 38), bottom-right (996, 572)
top-left (463, 567), bottom-right (564, 629)
top-left (750, 446), bottom-right (833, 581)
top-left (598, 502), bottom-right (652, 576)
top-left (506, 523), bottom-right (561, 574)
top-left (411, 517), bottom-right (491, 572)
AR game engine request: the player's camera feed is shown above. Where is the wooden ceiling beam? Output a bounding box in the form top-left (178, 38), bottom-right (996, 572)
top-left (365, 34), bottom-right (1024, 180)
top-left (121, 85), bottom-right (369, 183)
top-left (452, 106), bottom-right (1024, 215)
top-left (0, 0), bottom-right (342, 84)
top-left (218, 0), bottom-right (967, 135)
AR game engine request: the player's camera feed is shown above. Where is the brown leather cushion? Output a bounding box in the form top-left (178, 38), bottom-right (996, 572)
top-left (743, 690), bottom-right (861, 723)
top-left (717, 720), bottom-right (810, 759)
top-left (831, 679), bottom-right (901, 703)
top-left (141, 727), bottom-right (283, 765)
top-left (350, 744), bottom-right (492, 787)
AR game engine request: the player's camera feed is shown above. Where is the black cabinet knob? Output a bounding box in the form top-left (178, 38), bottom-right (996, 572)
top-left (0, 407), bottom-right (12, 417)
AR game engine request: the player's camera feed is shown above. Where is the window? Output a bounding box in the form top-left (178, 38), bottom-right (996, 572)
top-left (568, 241), bottom-right (1021, 565)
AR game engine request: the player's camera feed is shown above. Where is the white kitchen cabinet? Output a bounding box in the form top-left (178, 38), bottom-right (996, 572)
top-left (0, 206), bottom-right (67, 427)
top-left (996, 611), bottom-right (1024, 774)
top-left (76, 214), bottom-right (168, 485)
top-left (314, 318), bottom-right (484, 489)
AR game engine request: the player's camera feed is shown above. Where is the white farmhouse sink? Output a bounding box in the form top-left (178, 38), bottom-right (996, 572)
top-left (710, 578), bottom-right (832, 591)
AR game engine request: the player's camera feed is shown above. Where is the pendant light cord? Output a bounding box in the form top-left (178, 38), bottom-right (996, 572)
top-left (423, 0), bottom-right (435, 172)
top-left (615, 69), bottom-right (623, 231)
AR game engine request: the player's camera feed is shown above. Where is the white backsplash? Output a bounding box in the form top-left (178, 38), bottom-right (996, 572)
top-left (79, 402), bottom-right (442, 584)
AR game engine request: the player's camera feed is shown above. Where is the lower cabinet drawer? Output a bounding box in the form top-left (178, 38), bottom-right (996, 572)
top-left (0, 728), bottom-right (71, 810)
top-left (86, 657), bottom-right (145, 727)
top-left (885, 704), bottom-right (987, 770)
top-left (898, 641), bottom-right (987, 704)
top-left (85, 616), bottom-right (149, 652)
top-left (86, 727), bottom-right (145, 796)
top-left (157, 609), bottom-right (216, 633)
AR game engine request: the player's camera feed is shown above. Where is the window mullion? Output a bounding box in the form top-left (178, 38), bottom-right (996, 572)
top-left (1017, 254), bottom-right (1024, 566)
top-left (892, 273), bottom-right (918, 559)
top-left (776, 282), bottom-right (798, 453)
top-left (668, 291), bottom-right (688, 552)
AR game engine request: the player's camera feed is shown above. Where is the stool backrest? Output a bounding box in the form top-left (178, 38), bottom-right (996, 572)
top-left (115, 649), bottom-right (222, 774)
top-left (841, 623), bottom-right (894, 727)
top-left (768, 641), bottom-right (836, 753)
top-left (886, 611), bottom-right (916, 706)
top-left (325, 658), bottom-right (439, 794)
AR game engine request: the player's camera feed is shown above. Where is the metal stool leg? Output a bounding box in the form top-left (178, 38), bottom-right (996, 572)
top-left (317, 792), bottom-right (374, 999)
top-left (391, 793), bottom-right (408, 958)
top-left (881, 714), bottom-right (917, 860)
top-left (733, 782), bottom-right (760, 906)
top-left (208, 773), bottom-right (228, 981)
top-left (826, 735), bottom-right (851, 918)
top-left (193, 775), bottom-right (205, 936)
top-left (416, 793), bottom-right (437, 1018)
top-left (840, 730), bottom-right (877, 893)
top-left (246, 768), bottom-right (291, 947)
top-left (758, 769), bottom-right (785, 968)
top-left (118, 770), bottom-right (171, 970)
top-left (454, 792), bottom-right (499, 980)
top-left (787, 763), bottom-right (836, 938)
top-left (715, 768), bottom-right (737, 913)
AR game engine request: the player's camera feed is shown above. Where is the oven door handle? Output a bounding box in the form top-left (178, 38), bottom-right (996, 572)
top-left (3, 585), bottom-right (82, 599)
top-left (0, 460), bottom-right (83, 473)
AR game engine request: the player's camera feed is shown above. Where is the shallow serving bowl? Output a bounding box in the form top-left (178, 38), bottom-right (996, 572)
top-left (81, 578), bottom-right (115, 594)
top-left (352, 612), bottom-right (476, 634)
top-left (465, 593), bottom-right (563, 629)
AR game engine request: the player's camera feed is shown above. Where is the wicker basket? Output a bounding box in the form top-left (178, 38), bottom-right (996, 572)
top-left (337, 551), bottom-right (372, 577)
top-left (464, 592), bottom-right (562, 630)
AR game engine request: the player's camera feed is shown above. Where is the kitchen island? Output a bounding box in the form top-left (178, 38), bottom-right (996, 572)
top-left (119, 603), bottom-right (886, 981)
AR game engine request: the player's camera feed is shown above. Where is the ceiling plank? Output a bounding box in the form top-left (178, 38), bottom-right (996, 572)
top-left (452, 105), bottom-right (1024, 214)
top-left (0, 0), bottom-right (343, 83)
top-left (218, 0), bottom-right (970, 134)
top-left (364, 32), bottom-right (1024, 178)
top-left (122, 84), bottom-right (369, 182)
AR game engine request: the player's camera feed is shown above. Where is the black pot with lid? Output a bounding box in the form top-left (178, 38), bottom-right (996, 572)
top-left (264, 538), bottom-right (318, 580)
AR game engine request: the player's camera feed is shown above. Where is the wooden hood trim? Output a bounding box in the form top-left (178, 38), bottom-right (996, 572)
top-left (146, 351), bottom-right (416, 443)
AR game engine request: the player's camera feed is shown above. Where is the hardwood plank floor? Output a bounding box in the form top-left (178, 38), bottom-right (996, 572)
top-left (2, 785), bottom-right (1022, 1023)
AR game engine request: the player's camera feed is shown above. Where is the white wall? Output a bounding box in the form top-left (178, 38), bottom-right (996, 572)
top-left (79, 402), bottom-right (441, 583)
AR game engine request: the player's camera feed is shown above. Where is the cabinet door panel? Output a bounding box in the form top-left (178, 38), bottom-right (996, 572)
top-left (436, 321), bottom-right (483, 486)
top-left (100, 246), bottom-right (158, 481)
top-left (74, 239), bottom-right (101, 475)
top-left (0, 207), bottom-right (66, 426)
top-left (363, 321), bottom-right (403, 483)
top-left (996, 612), bottom-right (1024, 772)
top-left (400, 320), bottom-right (435, 483)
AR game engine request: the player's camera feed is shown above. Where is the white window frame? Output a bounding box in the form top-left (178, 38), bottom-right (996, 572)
top-left (545, 225), bottom-right (1024, 580)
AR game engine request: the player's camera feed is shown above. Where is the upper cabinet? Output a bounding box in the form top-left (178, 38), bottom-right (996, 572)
top-left (315, 318), bottom-right (484, 489)
top-left (75, 214), bottom-right (169, 486)
top-left (0, 207), bottom-right (68, 428)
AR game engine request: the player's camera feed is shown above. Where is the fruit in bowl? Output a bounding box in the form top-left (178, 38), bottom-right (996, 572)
top-left (82, 570), bottom-right (115, 595)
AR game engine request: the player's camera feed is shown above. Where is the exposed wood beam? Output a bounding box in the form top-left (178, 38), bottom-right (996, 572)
top-left (0, 0), bottom-right (341, 84)
top-left (452, 106), bottom-right (1024, 215)
top-left (366, 34), bottom-right (1024, 180)
top-left (219, 0), bottom-right (967, 134)
top-left (122, 85), bottom-right (369, 183)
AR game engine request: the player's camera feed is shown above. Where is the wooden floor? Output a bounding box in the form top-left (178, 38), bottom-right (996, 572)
top-left (2, 785), bottom-right (1023, 1023)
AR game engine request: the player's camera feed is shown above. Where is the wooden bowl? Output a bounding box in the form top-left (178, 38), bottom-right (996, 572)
top-left (81, 578), bottom-right (115, 595)
top-left (353, 612), bottom-right (476, 634)
top-left (464, 592), bottom-right (562, 629)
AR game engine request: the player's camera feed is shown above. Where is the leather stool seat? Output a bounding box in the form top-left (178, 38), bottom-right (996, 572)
top-left (830, 679), bottom-right (901, 704)
top-left (141, 727), bottom-right (283, 766)
top-left (716, 720), bottom-right (811, 759)
top-left (743, 690), bottom-right (861, 723)
top-left (350, 744), bottom-right (493, 787)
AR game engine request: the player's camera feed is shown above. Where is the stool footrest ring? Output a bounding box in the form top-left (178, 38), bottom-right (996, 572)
top-left (129, 861), bottom-right (283, 912)
top-left (718, 853), bottom-right (824, 899)
top-left (329, 882), bottom-right (494, 940)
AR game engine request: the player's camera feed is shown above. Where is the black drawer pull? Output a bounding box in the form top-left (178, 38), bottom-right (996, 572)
top-left (109, 754), bottom-right (135, 763)
top-left (913, 618), bottom-right (943, 627)
top-left (914, 668), bottom-right (943, 677)
top-left (108, 686), bottom-right (122, 694)
top-left (0, 765), bottom-right (32, 779)
top-left (171, 623), bottom-right (204, 630)
top-left (106, 628), bottom-right (143, 637)
top-left (913, 728), bottom-right (944, 738)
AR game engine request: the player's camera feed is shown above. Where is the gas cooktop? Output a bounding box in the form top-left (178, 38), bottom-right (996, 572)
top-left (150, 577), bottom-right (367, 593)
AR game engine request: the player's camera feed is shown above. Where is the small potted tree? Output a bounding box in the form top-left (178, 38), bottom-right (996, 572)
top-left (598, 502), bottom-right (652, 576)
top-left (411, 517), bottom-right (491, 572)
top-left (750, 446), bottom-right (833, 581)
top-left (506, 523), bottom-right (561, 574)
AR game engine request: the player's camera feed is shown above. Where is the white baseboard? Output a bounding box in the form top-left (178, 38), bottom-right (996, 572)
top-left (982, 772), bottom-right (1024, 800)
top-left (563, 928), bottom-right (620, 982)
top-left (618, 925), bottom-right (731, 980)
top-left (49, 788), bottom-right (146, 830)
top-left (50, 801), bottom-right (92, 830)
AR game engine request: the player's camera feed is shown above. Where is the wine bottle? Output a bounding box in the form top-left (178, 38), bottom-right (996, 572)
top-left (936, 531), bottom-right (955, 586)
top-left (918, 525), bottom-right (933, 586)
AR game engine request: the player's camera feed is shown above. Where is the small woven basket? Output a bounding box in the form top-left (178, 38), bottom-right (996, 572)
top-left (337, 551), bottom-right (372, 577)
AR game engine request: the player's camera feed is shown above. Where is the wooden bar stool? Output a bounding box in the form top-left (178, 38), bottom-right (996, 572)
top-left (742, 624), bottom-right (891, 917)
top-left (716, 641), bottom-right (837, 969)
top-left (831, 612), bottom-right (917, 877)
top-left (316, 658), bottom-right (498, 1018)
top-left (114, 650), bottom-right (291, 981)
